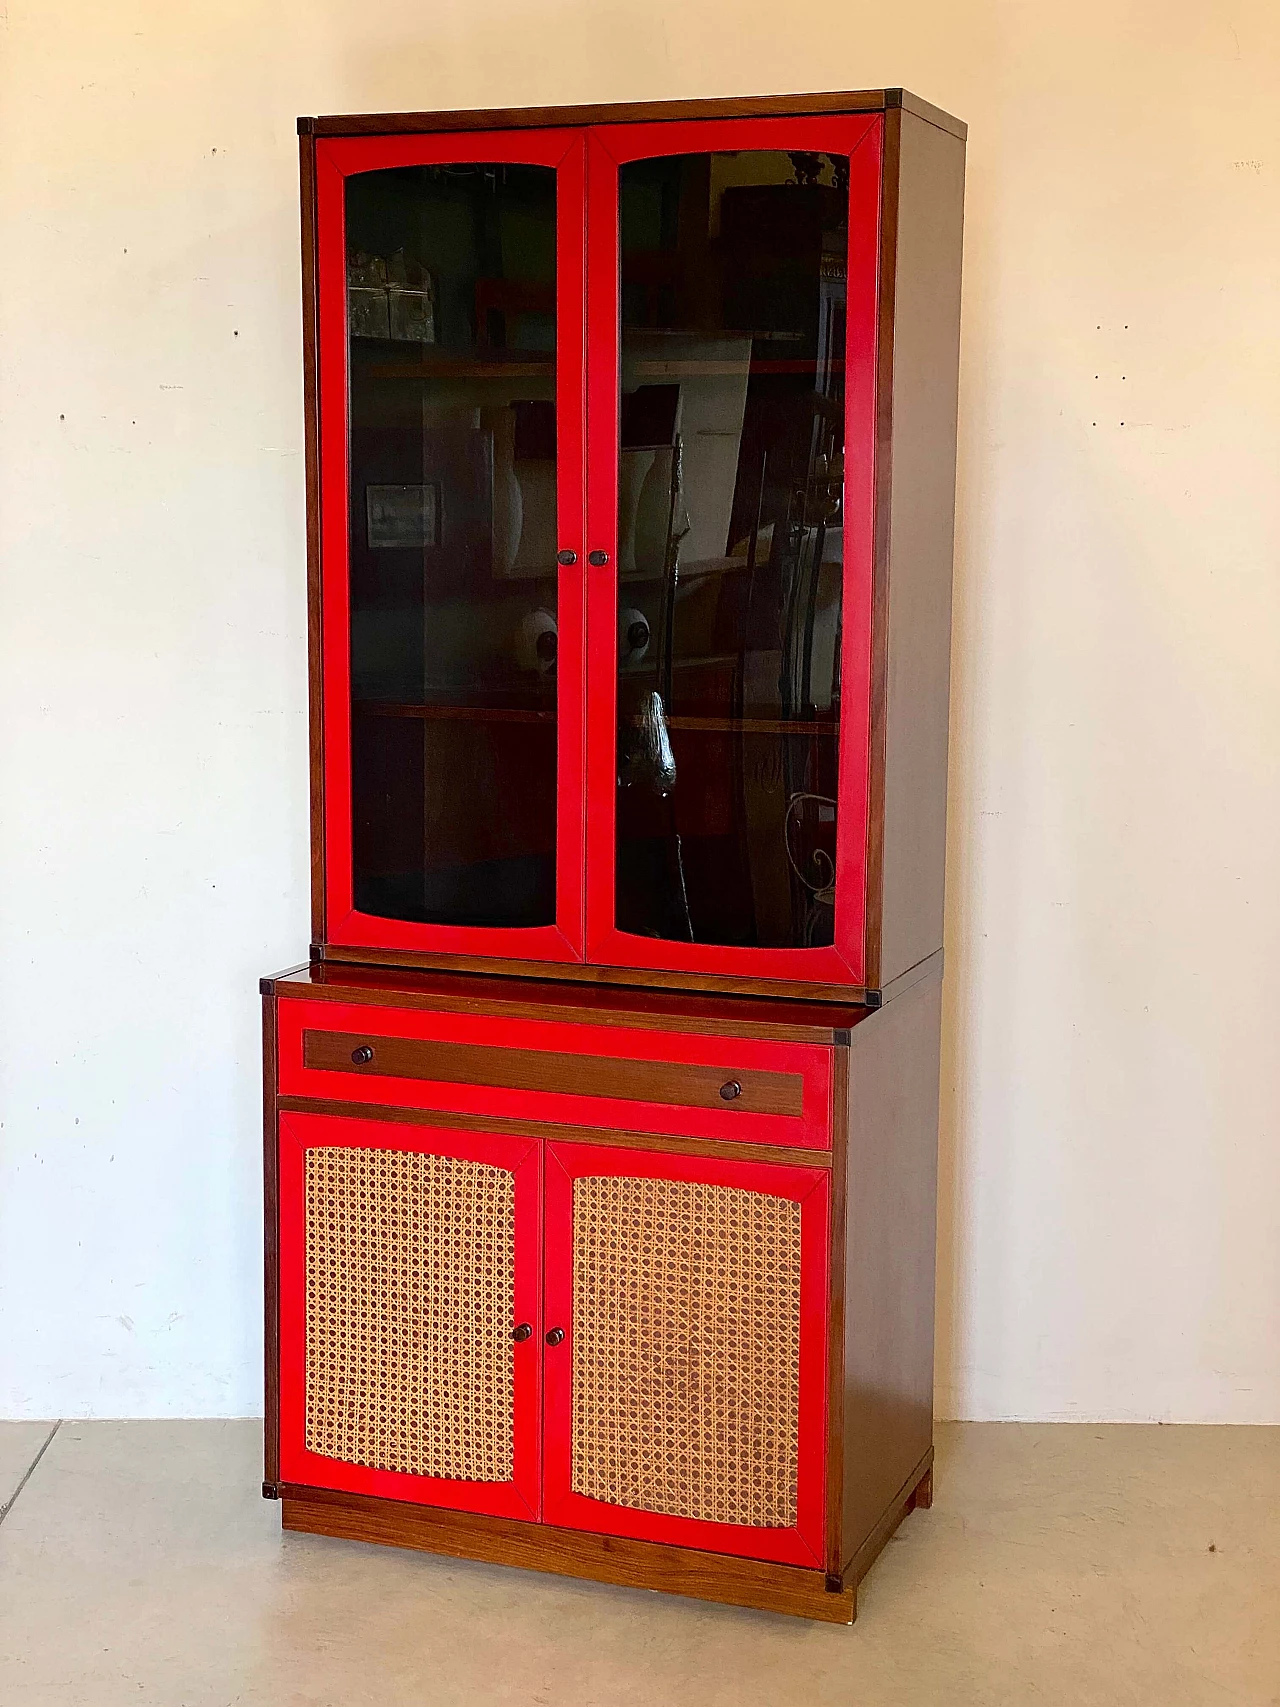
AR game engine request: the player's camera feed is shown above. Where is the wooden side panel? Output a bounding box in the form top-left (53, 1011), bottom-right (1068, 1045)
top-left (844, 1445), bottom-right (933, 1587)
top-left (877, 113), bottom-right (966, 986)
top-left (823, 1044), bottom-right (849, 1577)
top-left (839, 967), bottom-right (942, 1572)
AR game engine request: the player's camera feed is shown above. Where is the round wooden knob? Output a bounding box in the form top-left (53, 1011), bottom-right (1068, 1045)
top-left (719, 1079), bottom-right (742, 1101)
top-left (512, 1323), bottom-right (533, 1343)
top-left (351, 1045), bottom-right (374, 1065)
top-left (545, 1327), bottom-right (566, 1346)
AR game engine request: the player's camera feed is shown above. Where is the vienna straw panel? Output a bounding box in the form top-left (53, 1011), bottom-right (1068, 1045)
top-left (304, 1145), bottom-right (516, 1482)
top-left (570, 1175), bottom-right (801, 1527)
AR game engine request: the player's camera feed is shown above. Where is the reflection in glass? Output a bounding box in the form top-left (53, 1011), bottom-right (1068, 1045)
top-left (346, 164), bottom-right (559, 929)
top-left (614, 151), bottom-right (849, 948)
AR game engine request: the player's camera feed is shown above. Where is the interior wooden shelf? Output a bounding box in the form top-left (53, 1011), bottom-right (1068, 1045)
top-left (353, 702), bottom-right (835, 736)
top-left (630, 357), bottom-right (843, 378)
top-left (361, 356), bottom-right (841, 382)
top-left (632, 715), bottom-right (839, 736)
top-left (354, 701), bottom-right (554, 724)
top-left (367, 357), bottom-right (553, 380)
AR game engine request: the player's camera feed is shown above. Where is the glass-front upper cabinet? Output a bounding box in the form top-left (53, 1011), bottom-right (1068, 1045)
top-left (307, 102), bottom-right (956, 997)
top-left (314, 131), bottom-right (586, 962)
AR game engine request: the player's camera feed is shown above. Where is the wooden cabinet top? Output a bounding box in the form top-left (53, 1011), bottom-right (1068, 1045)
top-left (299, 89), bottom-right (966, 141)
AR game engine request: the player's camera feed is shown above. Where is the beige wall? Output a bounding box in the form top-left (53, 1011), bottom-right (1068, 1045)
top-left (1, 1), bottom-right (1277, 1419)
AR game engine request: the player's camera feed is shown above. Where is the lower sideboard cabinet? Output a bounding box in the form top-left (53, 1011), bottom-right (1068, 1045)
top-left (261, 960), bottom-right (943, 1624)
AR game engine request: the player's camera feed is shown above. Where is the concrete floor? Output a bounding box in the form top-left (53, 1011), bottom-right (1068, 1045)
top-left (0, 1421), bottom-right (1276, 1705)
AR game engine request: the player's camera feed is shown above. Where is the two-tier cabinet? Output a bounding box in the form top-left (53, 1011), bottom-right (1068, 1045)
top-left (262, 86), bottom-right (965, 1624)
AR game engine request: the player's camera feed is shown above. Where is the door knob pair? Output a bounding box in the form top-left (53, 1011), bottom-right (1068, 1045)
top-left (512, 1324), bottom-right (565, 1345)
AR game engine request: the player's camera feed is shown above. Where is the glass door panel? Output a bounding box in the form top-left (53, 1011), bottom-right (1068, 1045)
top-left (318, 132), bottom-right (586, 960)
top-left (584, 117), bottom-right (881, 984)
top-left (615, 148), bottom-right (846, 948)
top-left (348, 163), bottom-right (559, 929)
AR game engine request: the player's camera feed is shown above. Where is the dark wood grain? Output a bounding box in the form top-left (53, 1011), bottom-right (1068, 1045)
top-left (299, 127), bottom-right (325, 944)
top-left (318, 941), bottom-right (874, 1005)
top-left (261, 994), bottom-right (280, 1486)
top-left (280, 1484), bottom-right (856, 1622)
top-left (259, 961), bottom-right (313, 1001)
top-left (878, 947), bottom-right (944, 1007)
top-left (890, 90), bottom-right (968, 140)
top-left (276, 1093), bottom-right (830, 1167)
top-left (310, 93), bottom-right (885, 138)
top-left (301, 1028), bottom-right (806, 1116)
top-left (910, 1464), bottom-right (934, 1510)
top-left (844, 1446), bottom-right (933, 1588)
top-left (839, 967), bottom-right (943, 1574)
top-left (861, 103), bottom-right (902, 993)
top-left (824, 1043), bottom-right (849, 1577)
top-left (304, 88), bottom-right (965, 143)
top-left (876, 110), bottom-right (966, 986)
top-left (269, 960), bottom-right (875, 1044)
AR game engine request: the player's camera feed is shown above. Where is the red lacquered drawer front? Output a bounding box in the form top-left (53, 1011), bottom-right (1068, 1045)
top-left (277, 1000), bottom-right (833, 1150)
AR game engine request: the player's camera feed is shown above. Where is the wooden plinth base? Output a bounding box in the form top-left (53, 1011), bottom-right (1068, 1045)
top-left (280, 1483), bottom-right (857, 1623)
top-left (274, 1458), bottom-right (936, 1624)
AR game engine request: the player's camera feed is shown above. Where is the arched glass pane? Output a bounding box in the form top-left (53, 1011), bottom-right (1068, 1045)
top-left (346, 163), bottom-right (559, 929)
top-left (614, 150), bottom-right (848, 948)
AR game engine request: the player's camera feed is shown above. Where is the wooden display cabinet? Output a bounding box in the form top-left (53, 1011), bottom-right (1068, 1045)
top-left (263, 86), bottom-right (965, 1623)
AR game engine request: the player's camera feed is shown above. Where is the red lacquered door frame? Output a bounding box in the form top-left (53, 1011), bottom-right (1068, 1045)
top-left (582, 114), bottom-right (883, 989)
top-left (541, 1140), bottom-right (830, 1568)
top-left (278, 1110), bottom-right (542, 1521)
top-left (315, 129), bottom-right (588, 963)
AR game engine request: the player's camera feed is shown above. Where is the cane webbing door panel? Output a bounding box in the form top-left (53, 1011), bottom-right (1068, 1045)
top-left (278, 1111), bottom-right (541, 1519)
top-left (541, 1141), bottom-right (829, 1566)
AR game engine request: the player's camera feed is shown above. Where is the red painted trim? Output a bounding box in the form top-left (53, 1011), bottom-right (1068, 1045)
top-left (278, 998), bottom-right (833, 1150)
top-left (592, 111), bottom-right (877, 165)
top-left (315, 129), bottom-right (588, 963)
top-left (542, 1140), bottom-right (829, 1567)
top-left (556, 135), bottom-right (589, 955)
top-left (277, 1110), bottom-right (542, 1520)
top-left (582, 114), bottom-right (881, 989)
top-left (833, 119), bottom-right (883, 984)
top-left (582, 127), bottom-right (622, 968)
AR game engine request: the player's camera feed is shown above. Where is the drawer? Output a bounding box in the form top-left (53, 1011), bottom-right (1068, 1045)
top-left (276, 999), bottom-right (833, 1150)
